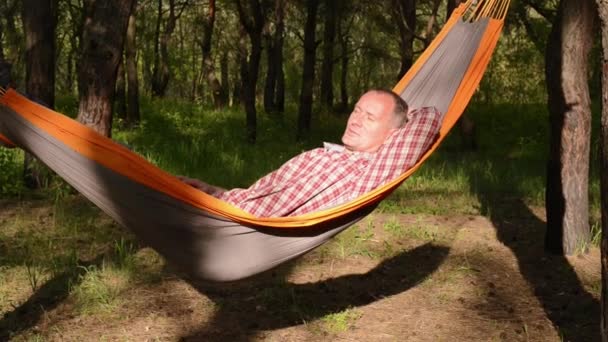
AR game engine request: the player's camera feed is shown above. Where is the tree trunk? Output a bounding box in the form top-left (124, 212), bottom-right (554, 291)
top-left (263, 0), bottom-right (285, 114)
top-left (236, 0), bottom-right (264, 143)
top-left (545, 0), bottom-right (595, 255)
top-left (337, 17), bottom-right (349, 112)
top-left (115, 58), bottom-right (127, 121)
top-left (320, 0), bottom-right (336, 109)
top-left (274, 0), bottom-right (286, 113)
top-left (152, 0), bottom-right (173, 97)
top-left (446, 0), bottom-right (463, 20)
top-left (125, 4), bottom-right (140, 125)
top-left (423, 0), bottom-right (441, 47)
top-left (22, 0), bottom-right (57, 189)
top-left (392, 0), bottom-right (416, 79)
top-left (198, 0), bottom-right (225, 108)
top-left (77, 0), bottom-right (135, 137)
top-left (263, 27), bottom-right (277, 112)
top-left (297, 0), bottom-right (319, 140)
top-left (596, 0), bottom-right (608, 339)
top-left (151, 0), bottom-right (162, 95)
top-left (22, 0), bottom-right (56, 107)
top-left (151, 0), bottom-right (184, 97)
top-left (220, 51), bottom-right (229, 105)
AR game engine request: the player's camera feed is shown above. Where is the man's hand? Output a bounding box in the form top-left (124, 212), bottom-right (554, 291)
top-left (177, 175), bottom-right (206, 189)
top-left (176, 175), bottom-right (226, 197)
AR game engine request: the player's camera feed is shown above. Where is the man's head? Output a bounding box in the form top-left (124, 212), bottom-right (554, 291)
top-left (341, 89), bottom-right (408, 153)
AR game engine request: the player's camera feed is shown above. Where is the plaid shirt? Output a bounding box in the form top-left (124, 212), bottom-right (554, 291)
top-left (218, 107), bottom-right (441, 217)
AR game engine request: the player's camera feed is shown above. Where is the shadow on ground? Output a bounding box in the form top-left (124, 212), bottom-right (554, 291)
top-left (469, 165), bottom-right (600, 341)
top-left (180, 243), bottom-right (449, 341)
top-left (0, 254), bottom-right (105, 341)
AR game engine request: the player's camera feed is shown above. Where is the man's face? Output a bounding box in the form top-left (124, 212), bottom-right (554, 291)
top-left (341, 91), bottom-right (398, 153)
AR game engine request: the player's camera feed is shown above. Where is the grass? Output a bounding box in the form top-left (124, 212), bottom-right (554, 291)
top-left (321, 308), bottom-right (362, 333)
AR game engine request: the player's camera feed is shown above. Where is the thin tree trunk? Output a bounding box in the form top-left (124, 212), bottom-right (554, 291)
top-left (545, 0), bottom-right (595, 255)
top-left (22, 0), bottom-right (57, 189)
top-left (220, 50), bottom-right (229, 105)
top-left (423, 0), bottom-right (441, 47)
top-left (236, 0), bottom-right (264, 143)
top-left (115, 58), bottom-right (127, 121)
top-left (337, 17), bottom-right (349, 112)
top-left (392, 0), bottom-right (416, 79)
top-left (198, 0), bottom-right (225, 108)
top-left (125, 4), bottom-right (140, 125)
top-left (274, 0), bottom-right (286, 113)
top-left (263, 27), bottom-right (277, 112)
top-left (151, 0), bottom-right (162, 95)
top-left (320, 0), bottom-right (336, 109)
top-left (151, 0), bottom-right (184, 97)
top-left (263, 0), bottom-right (285, 114)
top-left (297, 0), bottom-right (319, 140)
top-left (77, 0), bottom-right (135, 137)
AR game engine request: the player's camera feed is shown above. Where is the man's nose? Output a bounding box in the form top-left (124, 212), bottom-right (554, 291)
top-left (350, 113), bottom-right (362, 126)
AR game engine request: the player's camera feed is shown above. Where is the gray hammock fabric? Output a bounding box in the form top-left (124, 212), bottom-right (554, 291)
top-left (0, 18), bottom-right (488, 281)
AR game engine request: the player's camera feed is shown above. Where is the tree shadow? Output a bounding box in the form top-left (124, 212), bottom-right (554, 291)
top-left (468, 165), bottom-right (600, 341)
top-left (180, 243), bottom-right (450, 341)
top-left (0, 254), bottom-right (104, 340)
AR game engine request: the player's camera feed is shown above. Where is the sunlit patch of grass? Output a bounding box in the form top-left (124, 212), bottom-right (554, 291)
top-left (72, 262), bottom-right (133, 315)
top-left (321, 308), bottom-right (362, 333)
top-left (382, 215), bottom-right (404, 237)
top-left (331, 221), bottom-right (379, 259)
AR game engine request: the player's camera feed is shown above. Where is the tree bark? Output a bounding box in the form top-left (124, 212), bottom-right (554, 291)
top-left (596, 0), bottom-right (608, 339)
top-left (392, 0), bottom-right (416, 79)
top-left (197, 0), bottom-right (225, 108)
top-left (22, 0), bottom-right (56, 107)
top-left (545, 0), bottom-right (595, 255)
top-left (220, 50), bottom-right (229, 105)
top-left (337, 15), bottom-right (349, 112)
top-left (320, 0), bottom-right (336, 109)
top-left (297, 0), bottom-right (319, 140)
top-left (115, 58), bottom-right (127, 121)
top-left (263, 0), bottom-right (285, 114)
top-left (22, 0), bottom-right (57, 189)
top-left (236, 0), bottom-right (265, 143)
top-left (446, 0), bottom-right (462, 20)
top-left (77, 0), bottom-right (135, 137)
top-left (274, 0), bottom-right (286, 113)
top-left (151, 0), bottom-right (180, 97)
top-left (125, 4), bottom-right (140, 125)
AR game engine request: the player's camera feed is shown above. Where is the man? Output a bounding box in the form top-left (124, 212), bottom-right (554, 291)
top-left (180, 89), bottom-right (441, 217)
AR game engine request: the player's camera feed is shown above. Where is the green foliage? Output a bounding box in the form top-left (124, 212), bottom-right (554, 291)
top-left (0, 148), bottom-right (23, 196)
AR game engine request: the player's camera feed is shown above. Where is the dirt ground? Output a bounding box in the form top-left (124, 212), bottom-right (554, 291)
top-left (0, 198), bottom-right (601, 341)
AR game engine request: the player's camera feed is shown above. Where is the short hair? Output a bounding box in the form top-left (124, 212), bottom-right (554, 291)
top-left (368, 88), bottom-right (409, 128)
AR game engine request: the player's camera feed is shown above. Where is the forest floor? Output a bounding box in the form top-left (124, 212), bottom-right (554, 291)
top-left (0, 195), bottom-right (600, 341)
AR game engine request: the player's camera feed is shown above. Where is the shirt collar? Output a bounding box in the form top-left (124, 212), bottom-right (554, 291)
top-left (323, 142), bottom-right (374, 159)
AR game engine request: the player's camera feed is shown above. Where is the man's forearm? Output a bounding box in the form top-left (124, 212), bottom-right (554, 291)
top-left (177, 176), bottom-right (227, 197)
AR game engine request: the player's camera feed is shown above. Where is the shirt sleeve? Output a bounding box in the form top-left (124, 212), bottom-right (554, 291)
top-left (218, 149), bottom-right (318, 204)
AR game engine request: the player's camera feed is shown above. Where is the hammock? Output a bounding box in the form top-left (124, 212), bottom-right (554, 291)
top-left (0, 0), bottom-right (510, 281)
